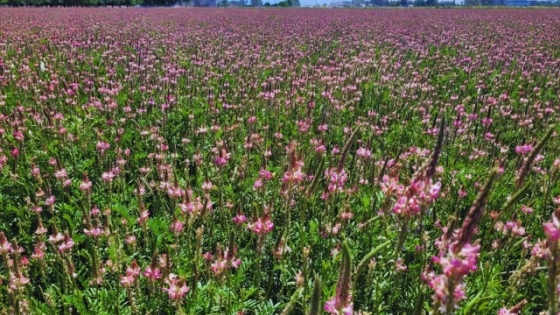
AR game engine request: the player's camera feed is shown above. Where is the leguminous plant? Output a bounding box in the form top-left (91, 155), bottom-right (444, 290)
top-left (1, 7), bottom-right (560, 315)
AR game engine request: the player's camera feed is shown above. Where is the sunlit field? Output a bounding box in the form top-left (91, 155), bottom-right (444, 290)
top-left (1, 8), bottom-right (560, 315)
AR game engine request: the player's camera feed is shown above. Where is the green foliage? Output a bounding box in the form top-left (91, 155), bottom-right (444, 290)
top-left (0, 8), bottom-right (559, 315)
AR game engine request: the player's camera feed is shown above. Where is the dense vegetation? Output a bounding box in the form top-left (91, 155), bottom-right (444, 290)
top-left (1, 8), bottom-right (560, 315)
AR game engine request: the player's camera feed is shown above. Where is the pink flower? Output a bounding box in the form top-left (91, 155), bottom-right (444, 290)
top-left (170, 219), bottom-right (184, 235)
top-left (210, 260), bottom-right (227, 276)
top-left (253, 178), bottom-right (264, 189)
top-left (324, 296), bottom-right (353, 315)
top-left (202, 252), bottom-right (213, 261)
top-left (126, 261), bottom-right (141, 278)
top-left (437, 244), bottom-right (479, 277)
top-left (162, 274), bottom-right (190, 301)
top-left (120, 275), bottom-right (135, 287)
top-left (0, 232), bottom-right (13, 254)
top-left (356, 147), bottom-right (372, 160)
top-left (544, 223), bottom-right (560, 242)
top-left (167, 186), bottom-right (185, 199)
top-left (426, 242), bottom-right (480, 309)
top-left (380, 175), bottom-right (403, 196)
top-left (520, 205), bottom-right (533, 214)
top-left (544, 210), bottom-right (560, 242)
top-left (96, 141), bottom-right (111, 153)
top-left (315, 144), bottom-right (326, 154)
top-left (84, 227), bottom-right (105, 238)
top-left (340, 210), bottom-right (353, 220)
top-left (259, 169), bottom-right (272, 180)
top-left (138, 210), bottom-right (150, 225)
top-left (79, 178), bottom-right (93, 191)
top-left (392, 196), bottom-right (420, 215)
top-left (54, 169), bottom-right (68, 180)
top-left (395, 258), bottom-right (407, 272)
top-left (8, 272), bottom-right (29, 293)
top-left (318, 124), bottom-right (328, 132)
top-left (424, 272), bottom-right (466, 307)
top-left (202, 180), bottom-right (214, 191)
top-left (58, 233), bottom-right (74, 253)
top-left (514, 144), bottom-right (532, 155)
top-left (232, 213), bottom-right (247, 225)
top-left (248, 214), bottom-right (274, 235)
top-left (429, 182), bottom-right (442, 199)
top-left (214, 148), bottom-right (231, 167)
top-left (143, 265), bottom-right (162, 281)
top-left (91, 206), bottom-right (101, 216)
top-left (45, 195), bottom-right (56, 206)
top-left (101, 171), bottom-right (115, 183)
top-left (48, 232), bottom-right (64, 244)
top-left (295, 271), bottom-right (304, 287)
top-left (126, 235), bottom-right (137, 245)
top-left (331, 146), bottom-right (341, 155)
top-left (31, 242), bottom-right (46, 260)
top-left (30, 165), bottom-right (41, 179)
top-left (231, 258), bottom-right (242, 269)
top-left (498, 308), bottom-right (516, 315)
top-left (283, 168), bottom-right (304, 184)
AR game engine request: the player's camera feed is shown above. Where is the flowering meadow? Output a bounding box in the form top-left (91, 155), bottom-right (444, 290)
top-left (1, 7), bottom-right (560, 315)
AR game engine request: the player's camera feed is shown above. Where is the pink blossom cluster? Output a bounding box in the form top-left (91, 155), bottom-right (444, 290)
top-left (424, 243), bottom-right (480, 312)
top-left (162, 274), bottom-right (190, 301)
top-left (383, 174), bottom-right (441, 216)
top-left (205, 247), bottom-right (242, 278)
top-left (324, 296), bottom-right (353, 315)
top-left (248, 212), bottom-right (274, 235)
top-left (120, 260), bottom-right (141, 287)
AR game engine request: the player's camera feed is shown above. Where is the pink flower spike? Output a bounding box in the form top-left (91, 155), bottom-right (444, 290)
top-left (544, 222), bottom-right (560, 242)
top-left (162, 273), bottom-right (190, 301)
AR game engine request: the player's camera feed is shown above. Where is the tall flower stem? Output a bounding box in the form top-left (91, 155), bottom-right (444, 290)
top-left (547, 241), bottom-right (558, 315)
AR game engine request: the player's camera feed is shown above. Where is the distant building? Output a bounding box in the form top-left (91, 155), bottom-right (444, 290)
top-left (370, 0), bottom-right (389, 5)
top-left (529, 0), bottom-right (552, 4)
top-left (506, 0), bottom-right (528, 5)
top-left (193, 0), bottom-right (216, 5)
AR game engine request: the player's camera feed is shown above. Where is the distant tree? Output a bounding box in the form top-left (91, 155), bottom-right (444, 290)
top-left (220, 0), bottom-right (228, 5)
top-left (27, 0), bottom-right (43, 6)
top-left (250, 0), bottom-right (261, 5)
top-left (8, 0), bottom-right (25, 6)
top-left (371, 0), bottom-right (387, 5)
top-left (105, 0), bottom-right (121, 6)
top-left (277, 0), bottom-right (288, 5)
top-left (264, 1), bottom-right (269, 4)
top-left (426, 0), bottom-right (436, 5)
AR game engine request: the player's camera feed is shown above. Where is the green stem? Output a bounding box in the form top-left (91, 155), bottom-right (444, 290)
top-left (548, 242), bottom-right (558, 315)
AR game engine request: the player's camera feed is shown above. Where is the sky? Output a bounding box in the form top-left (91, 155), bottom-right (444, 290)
top-left (267, 0), bottom-right (464, 6)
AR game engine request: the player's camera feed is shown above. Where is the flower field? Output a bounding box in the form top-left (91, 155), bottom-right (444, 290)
top-left (1, 7), bottom-right (560, 315)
